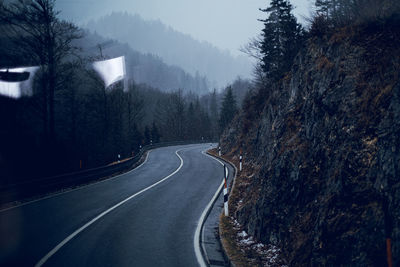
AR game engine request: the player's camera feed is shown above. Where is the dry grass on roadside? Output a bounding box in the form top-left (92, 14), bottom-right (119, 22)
top-left (209, 148), bottom-right (286, 267)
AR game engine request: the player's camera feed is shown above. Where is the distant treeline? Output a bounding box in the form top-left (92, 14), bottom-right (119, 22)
top-left (0, 73), bottom-right (249, 183)
top-left (0, 76), bottom-right (216, 183)
top-left (86, 12), bottom-right (252, 88)
top-left (0, 0), bottom-right (252, 184)
top-left (78, 31), bottom-right (211, 95)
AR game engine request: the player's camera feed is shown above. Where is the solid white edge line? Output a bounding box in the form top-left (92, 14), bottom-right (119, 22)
top-left (0, 151), bottom-right (152, 213)
top-left (194, 149), bottom-right (228, 267)
top-left (35, 148), bottom-right (186, 267)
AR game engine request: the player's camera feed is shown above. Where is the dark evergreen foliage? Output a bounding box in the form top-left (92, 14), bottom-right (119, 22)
top-left (151, 122), bottom-right (160, 143)
top-left (259, 0), bottom-right (304, 81)
top-left (144, 125), bottom-right (151, 145)
top-left (219, 86), bottom-right (237, 133)
top-left (313, 0), bottom-right (400, 27)
top-left (0, 1), bottom-right (252, 185)
top-left (85, 12), bottom-right (252, 88)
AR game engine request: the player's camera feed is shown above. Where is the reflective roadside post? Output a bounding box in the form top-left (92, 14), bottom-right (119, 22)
top-left (239, 153), bottom-right (243, 172)
top-left (224, 164), bottom-right (229, 216)
top-left (219, 146), bottom-right (221, 157)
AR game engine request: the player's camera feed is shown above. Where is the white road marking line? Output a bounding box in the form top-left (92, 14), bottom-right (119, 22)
top-left (0, 151), bottom-right (151, 213)
top-left (35, 148), bottom-right (186, 267)
top-left (194, 149), bottom-right (228, 267)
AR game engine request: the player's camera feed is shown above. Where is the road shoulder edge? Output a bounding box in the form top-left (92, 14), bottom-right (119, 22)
top-left (194, 148), bottom-right (227, 267)
top-left (206, 149), bottom-right (240, 267)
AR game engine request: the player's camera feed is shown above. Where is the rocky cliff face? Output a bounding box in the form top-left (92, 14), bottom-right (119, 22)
top-left (221, 21), bottom-right (400, 266)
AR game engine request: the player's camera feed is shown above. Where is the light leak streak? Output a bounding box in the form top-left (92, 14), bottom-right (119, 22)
top-left (92, 56), bottom-right (126, 91)
top-left (0, 67), bottom-right (39, 99)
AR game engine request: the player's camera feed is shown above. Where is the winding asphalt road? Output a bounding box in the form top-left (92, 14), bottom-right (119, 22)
top-left (0, 144), bottom-right (224, 266)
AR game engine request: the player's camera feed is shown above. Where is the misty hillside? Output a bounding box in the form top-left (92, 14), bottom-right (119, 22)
top-left (85, 12), bottom-right (253, 87)
top-left (0, 26), bottom-right (211, 95)
top-left (76, 31), bottom-right (210, 95)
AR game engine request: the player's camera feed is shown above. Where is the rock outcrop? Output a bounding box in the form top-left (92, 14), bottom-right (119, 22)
top-left (220, 20), bottom-right (400, 266)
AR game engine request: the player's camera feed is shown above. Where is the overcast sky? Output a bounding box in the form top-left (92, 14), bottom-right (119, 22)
top-left (57, 0), bottom-right (313, 56)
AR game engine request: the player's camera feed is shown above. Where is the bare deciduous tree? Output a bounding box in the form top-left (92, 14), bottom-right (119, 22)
top-left (0, 0), bottom-right (82, 141)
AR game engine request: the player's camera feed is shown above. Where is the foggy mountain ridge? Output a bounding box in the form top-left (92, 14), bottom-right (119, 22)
top-left (75, 30), bottom-right (211, 95)
top-left (85, 11), bottom-right (253, 88)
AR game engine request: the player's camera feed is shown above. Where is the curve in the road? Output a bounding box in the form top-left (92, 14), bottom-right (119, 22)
top-left (194, 150), bottom-right (228, 267)
top-left (35, 148), bottom-right (186, 267)
top-left (0, 149), bottom-right (151, 214)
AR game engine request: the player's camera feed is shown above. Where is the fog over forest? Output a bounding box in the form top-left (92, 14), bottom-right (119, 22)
top-left (1, 0), bottom-right (400, 266)
top-left (55, 0), bottom-right (311, 89)
top-left (0, 0), bottom-right (255, 179)
top-left (85, 12), bottom-right (253, 88)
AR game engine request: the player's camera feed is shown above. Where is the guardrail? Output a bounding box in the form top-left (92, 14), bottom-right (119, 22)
top-left (0, 140), bottom-right (211, 206)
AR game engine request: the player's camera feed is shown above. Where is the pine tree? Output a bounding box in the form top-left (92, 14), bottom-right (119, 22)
top-left (151, 122), bottom-right (160, 143)
top-left (313, 0), bottom-right (400, 25)
top-left (315, 0), bottom-right (346, 23)
top-left (259, 0), bottom-right (303, 81)
top-left (144, 126), bottom-right (151, 145)
top-left (219, 86), bottom-right (237, 133)
top-left (186, 102), bottom-right (197, 140)
top-left (315, 0), bottom-right (332, 16)
top-left (130, 123), bottom-right (143, 152)
top-left (209, 89), bottom-right (219, 139)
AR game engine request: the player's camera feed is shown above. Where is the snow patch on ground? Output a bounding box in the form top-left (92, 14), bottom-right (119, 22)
top-left (232, 217), bottom-right (286, 266)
